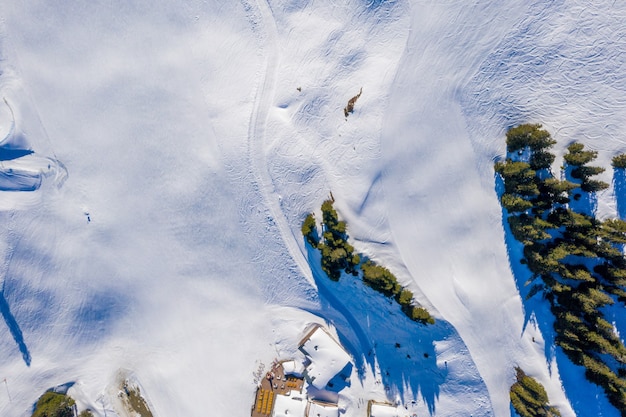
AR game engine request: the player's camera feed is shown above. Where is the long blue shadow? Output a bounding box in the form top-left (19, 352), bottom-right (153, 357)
top-left (494, 173), bottom-right (555, 362)
top-left (0, 147), bottom-right (33, 161)
top-left (613, 168), bottom-right (626, 219)
top-left (0, 291), bottom-right (31, 366)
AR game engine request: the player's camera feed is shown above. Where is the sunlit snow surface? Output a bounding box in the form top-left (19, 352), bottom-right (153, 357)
top-left (0, 1), bottom-right (625, 416)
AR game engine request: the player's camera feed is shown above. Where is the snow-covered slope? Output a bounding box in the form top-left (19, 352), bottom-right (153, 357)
top-left (0, 1), bottom-right (625, 416)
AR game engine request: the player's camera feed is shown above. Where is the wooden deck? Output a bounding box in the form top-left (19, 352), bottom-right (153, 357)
top-left (251, 362), bottom-right (304, 417)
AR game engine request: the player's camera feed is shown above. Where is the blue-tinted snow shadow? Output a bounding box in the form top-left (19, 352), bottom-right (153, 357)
top-left (326, 362), bottom-right (353, 392)
top-left (50, 381), bottom-right (75, 395)
top-left (608, 167), bottom-right (626, 357)
top-left (68, 291), bottom-right (131, 343)
top-left (0, 169), bottom-right (42, 192)
top-left (304, 242), bottom-right (456, 415)
top-left (0, 147), bottom-right (33, 161)
top-left (2, 272), bottom-right (130, 361)
top-left (0, 290), bottom-right (31, 366)
top-left (567, 190), bottom-right (596, 217)
top-left (494, 173), bottom-right (620, 417)
top-left (0, 220), bottom-right (130, 364)
top-left (362, 0), bottom-right (388, 11)
top-left (613, 168), bottom-right (626, 219)
top-left (494, 173), bottom-right (554, 361)
top-left (0, 129), bottom-right (67, 192)
top-left (564, 164), bottom-right (596, 217)
top-left (0, 144), bottom-right (48, 191)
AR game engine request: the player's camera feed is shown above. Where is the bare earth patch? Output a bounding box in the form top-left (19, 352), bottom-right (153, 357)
top-left (343, 88), bottom-right (362, 118)
top-left (107, 370), bottom-right (155, 417)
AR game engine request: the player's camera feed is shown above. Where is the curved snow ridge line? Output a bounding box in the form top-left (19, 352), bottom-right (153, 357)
top-left (245, 0), bottom-right (316, 288)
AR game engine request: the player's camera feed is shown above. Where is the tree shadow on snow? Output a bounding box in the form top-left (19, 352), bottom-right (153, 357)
top-left (1, 270), bottom-right (129, 368)
top-left (304, 242), bottom-right (451, 414)
top-left (613, 168), bottom-right (626, 219)
top-left (564, 163), bottom-right (597, 217)
top-left (0, 212), bottom-right (131, 368)
top-left (494, 174), bottom-right (556, 363)
top-left (494, 173), bottom-right (617, 416)
top-left (0, 290), bottom-right (31, 366)
top-left (0, 146), bottom-right (33, 161)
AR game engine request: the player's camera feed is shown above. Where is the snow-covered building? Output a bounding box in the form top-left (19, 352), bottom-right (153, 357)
top-left (272, 394), bottom-right (307, 417)
top-left (281, 360), bottom-right (305, 378)
top-left (368, 401), bottom-right (399, 417)
top-left (306, 400), bottom-right (339, 417)
top-left (298, 325), bottom-right (352, 390)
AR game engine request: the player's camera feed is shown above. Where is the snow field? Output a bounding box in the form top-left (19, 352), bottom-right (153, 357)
top-left (1, 0), bottom-right (626, 416)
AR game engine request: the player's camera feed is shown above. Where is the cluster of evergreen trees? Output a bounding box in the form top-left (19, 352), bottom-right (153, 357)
top-left (31, 390), bottom-right (94, 417)
top-left (302, 199), bottom-right (435, 325)
top-left (32, 391), bottom-right (76, 417)
top-left (510, 367), bottom-right (560, 417)
top-left (495, 124), bottom-right (626, 414)
top-left (613, 154), bottom-right (626, 169)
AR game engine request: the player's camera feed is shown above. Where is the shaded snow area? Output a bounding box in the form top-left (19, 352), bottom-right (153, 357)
top-left (0, 1), bottom-right (625, 416)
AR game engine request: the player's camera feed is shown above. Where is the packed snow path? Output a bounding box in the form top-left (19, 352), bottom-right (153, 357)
top-left (245, 0), bottom-right (317, 289)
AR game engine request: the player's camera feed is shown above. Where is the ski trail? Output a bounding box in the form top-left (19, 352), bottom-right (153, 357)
top-left (245, 0), bottom-right (375, 358)
top-left (246, 0), bottom-right (315, 287)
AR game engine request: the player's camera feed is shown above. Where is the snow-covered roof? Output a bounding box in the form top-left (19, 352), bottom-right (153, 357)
top-left (272, 394), bottom-right (307, 417)
top-left (307, 400), bottom-right (339, 417)
top-left (369, 402), bottom-right (399, 417)
top-left (299, 325), bottom-right (351, 389)
top-left (282, 360), bottom-right (305, 377)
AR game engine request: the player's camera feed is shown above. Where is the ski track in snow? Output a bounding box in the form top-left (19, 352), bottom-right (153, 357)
top-left (246, 0), bottom-right (316, 289)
